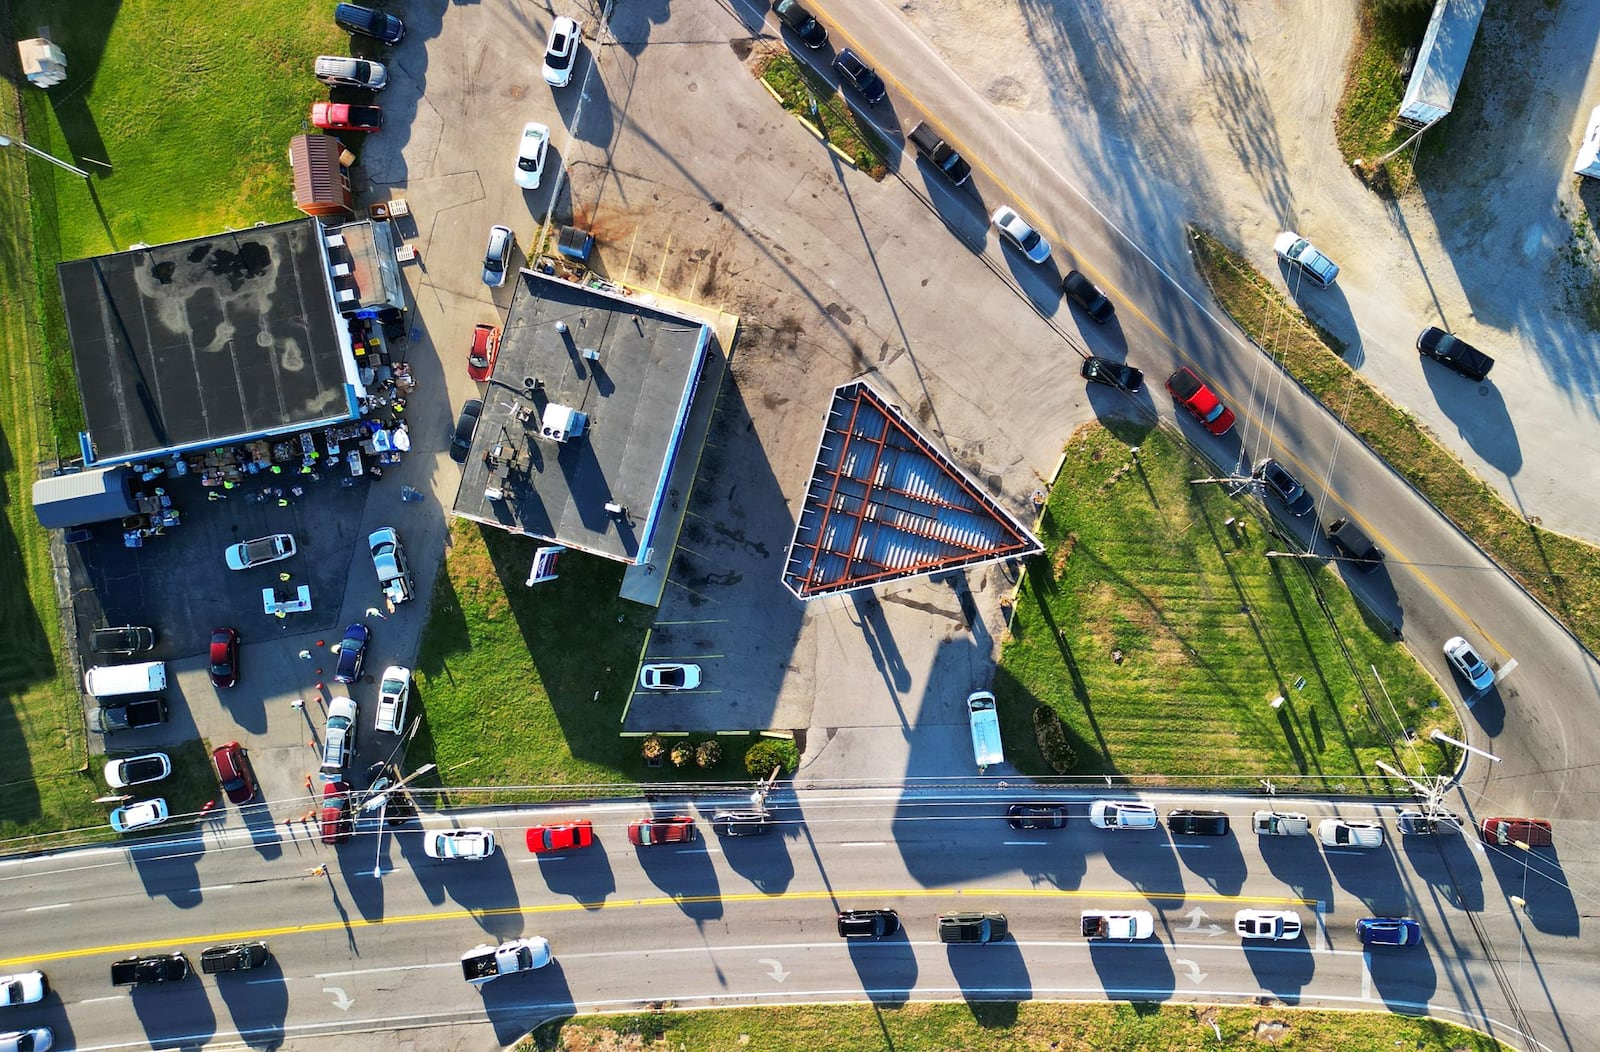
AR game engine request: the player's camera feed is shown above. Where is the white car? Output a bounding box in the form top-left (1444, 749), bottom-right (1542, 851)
top-left (0, 1029), bottom-right (52, 1052)
top-left (375, 665), bottom-right (411, 734)
top-left (991, 205), bottom-right (1051, 264)
top-left (424, 828), bottom-right (497, 860)
top-left (1089, 800), bottom-right (1159, 830)
top-left (640, 663), bottom-right (701, 691)
top-left (1235, 909), bottom-right (1302, 941)
top-left (1443, 636), bottom-right (1495, 692)
top-left (542, 16), bottom-right (581, 87)
top-left (104, 752), bottom-right (172, 789)
top-left (224, 533), bottom-right (297, 570)
top-left (513, 122), bottom-right (550, 190)
top-left (0, 972), bottom-right (47, 1007)
top-left (1318, 818), bottom-right (1384, 849)
top-left (1273, 231), bottom-right (1339, 288)
top-left (110, 798), bottom-right (169, 833)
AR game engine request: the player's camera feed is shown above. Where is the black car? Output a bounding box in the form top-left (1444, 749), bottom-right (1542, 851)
top-left (1062, 270), bottom-right (1115, 323)
top-left (334, 2), bottom-right (404, 44)
top-left (333, 622), bottom-right (370, 684)
top-left (1165, 809), bottom-right (1230, 836)
top-left (1416, 326), bottom-right (1493, 381)
top-left (1254, 458), bottom-right (1314, 517)
top-left (450, 398), bottom-right (483, 464)
top-left (110, 953), bottom-right (191, 986)
top-left (94, 696), bottom-right (169, 734)
top-left (91, 625), bottom-right (156, 655)
top-left (1398, 809), bottom-right (1462, 836)
top-left (837, 908), bottom-right (900, 939)
top-left (772, 0), bottom-right (827, 48)
top-left (1080, 356), bottom-right (1144, 393)
top-left (200, 942), bottom-right (271, 974)
top-left (712, 809), bottom-right (773, 837)
top-left (1006, 803), bottom-right (1066, 830)
top-left (833, 49), bottom-right (886, 105)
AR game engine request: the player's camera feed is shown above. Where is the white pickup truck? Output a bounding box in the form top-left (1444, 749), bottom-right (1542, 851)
top-left (460, 938), bottom-right (551, 985)
top-left (1080, 910), bottom-right (1154, 941)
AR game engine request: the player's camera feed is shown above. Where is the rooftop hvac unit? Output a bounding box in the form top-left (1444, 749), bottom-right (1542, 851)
top-left (337, 288), bottom-right (357, 304)
top-left (539, 403), bottom-right (587, 443)
top-left (330, 262), bottom-right (351, 277)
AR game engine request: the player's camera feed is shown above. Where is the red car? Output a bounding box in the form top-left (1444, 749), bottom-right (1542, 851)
top-left (211, 741), bottom-right (257, 805)
top-left (311, 102), bottom-right (383, 133)
top-left (319, 781), bottom-right (352, 844)
top-left (1165, 366), bottom-right (1237, 436)
top-left (627, 816), bottom-right (696, 847)
top-left (527, 819), bottom-right (594, 853)
top-left (467, 323), bottom-right (501, 382)
top-left (209, 627), bottom-right (239, 688)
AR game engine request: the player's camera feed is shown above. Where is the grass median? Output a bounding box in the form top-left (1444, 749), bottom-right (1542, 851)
top-left (997, 422), bottom-right (1455, 783)
top-left (756, 47), bottom-right (889, 179)
top-left (1189, 227), bottom-right (1600, 662)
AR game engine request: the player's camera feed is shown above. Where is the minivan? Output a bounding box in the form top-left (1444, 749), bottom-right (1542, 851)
top-left (84, 661), bottom-right (167, 698)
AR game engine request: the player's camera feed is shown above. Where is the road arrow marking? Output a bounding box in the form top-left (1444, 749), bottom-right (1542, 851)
top-left (323, 986), bottom-right (354, 1011)
top-left (1174, 958), bottom-right (1207, 984)
top-left (1180, 906), bottom-right (1223, 936)
top-left (758, 958), bottom-right (790, 983)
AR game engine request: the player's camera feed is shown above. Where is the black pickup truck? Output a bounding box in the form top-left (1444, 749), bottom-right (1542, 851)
top-left (1417, 326), bottom-right (1494, 381)
top-left (94, 696), bottom-right (168, 734)
top-left (201, 943), bottom-right (270, 974)
top-left (907, 121), bottom-right (971, 186)
top-left (937, 911), bottom-right (1008, 944)
top-left (111, 953), bottom-right (190, 987)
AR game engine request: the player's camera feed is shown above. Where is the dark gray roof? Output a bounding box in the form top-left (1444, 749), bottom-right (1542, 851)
top-left (31, 465), bottom-right (137, 528)
top-left (783, 382), bottom-right (1043, 599)
top-left (57, 218), bottom-right (355, 463)
top-left (450, 273), bottom-right (711, 563)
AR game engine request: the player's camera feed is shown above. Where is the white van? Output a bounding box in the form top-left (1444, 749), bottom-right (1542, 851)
top-left (967, 691), bottom-right (1003, 770)
top-left (84, 662), bottom-right (167, 698)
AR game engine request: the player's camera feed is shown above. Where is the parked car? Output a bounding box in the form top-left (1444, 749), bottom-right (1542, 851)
top-left (110, 798), bottom-right (169, 833)
top-left (938, 911), bottom-right (1008, 944)
top-left (212, 741), bottom-right (257, 805)
top-left (369, 527), bottom-right (415, 605)
top-left (1006, 803), bottom-right (1066, 830)
top-left (1081, 910), bottom-right (1154, 940)
top-left (1479, 816), bottom-right (1553, 848)
top-left (1443, 635), bottom-right (1495, 692)
top-left (526, 820), bottom-right (594, 853)
top-left (1089, 800), bottom-right (1159, 830)
top-left (424, 828), bottom-right (498, 860)
top-left (628, 815), bottom-right (696, 846)
top-left (334, 2), bottom-right (404, 44)
top-left (1165, 366), bottom-right (1237, 436)
top-left (1062, 270), bottom-right (1115, 322)
top-left (1398, 809), bottom-right (1461, 836)
top-left (333, 623), bottom-right (370, 684)
top-left (514, 121), bottom-right (551, 190)
top-left (90, 625), bottom-right (155, 656)
top-left (1327, 518), bottom-right (1384, 570)
top-left (772, 0), bottom-right (827, 48)
top-left (1417, 326), bottom-right (1494, 381)
top-left (94, 696), bottom-right (168, 734)
top-left (208, 627), bottom-right (239, 688)
top-left (104, 752), bottom-right (171, 789)
top-left (467, 324), bottom-right (500, 382)
top-left (0, 1028), bottom-right (52, 1052)
top-left (375, 665), bottom-right (411, 734)
top-left (1318, 818), bottom-right (1384, 849)
top-left (314, 55), bottom-right (387, 90)
top-left (837, 908), bottom-right (899, 939)
top-left (711, 810), bottom-right (772, 837)
top-left (1252, 810), bottom-right (1311, 836)
top-left (640, 663), bottom-right (701, 691)
top-left (1235, 909), bottom-right (1302, 940)
top-left (224, 533), bottom-right (296, 570)
top-left (321, 696), bottom-right (359, 779)
top-left (1272, 231), bottom-right (1339, 287)
top-left (991, 205), bottom-right (1051, 263)
top-left (0, 972), bottom-right (46, 1007)
top-left (450, 399), bottom-right (483, 464)
top-left (1080, 356), bottom-right (1143, 393)
top-left (310, 101), bottom-right (383, 133)
top-left (1254, 458), bottom-right (1314, 517)
top-left (833, 49), bottom-right (886, 105)
top-left (1356, 917), bottom-right (1422, 947)
top-left (1166, 809), bottom-right (1230, 836)
top-left (483, 224), bottom-right (515, 287)
top-left (542, 16), bottom-right (582, 87)
top-left (319, 780), bottom-right (353, 844)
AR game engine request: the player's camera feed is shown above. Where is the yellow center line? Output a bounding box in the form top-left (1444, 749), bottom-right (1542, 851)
top-left (0, 885), bottom-right (1315, 970)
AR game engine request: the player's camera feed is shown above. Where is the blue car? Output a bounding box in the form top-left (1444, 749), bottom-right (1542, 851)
top-left (1356, 917), bottom-right (1422, 947)
top-left (333, 622), bottom-right (370, 684)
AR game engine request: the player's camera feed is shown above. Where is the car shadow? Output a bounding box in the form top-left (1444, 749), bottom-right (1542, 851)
top-left (1170, 833), bottom-right (1248, 896)
top-left (241, 801), bottom-right (284, 860)
top-left (995, 248), bottom-right (1062, 315)
top-left (1321, 843), bottom-right (1404, 910)
top-left (1484, 845), bottom-right (1579, 937)
top-left (711, 811), bottom-right (797, 894)
top-left (844, 930), bottom-right (918, 1006)
top-left (131, 978), bottom-right (217, 1047)
top-left (1087, 940), bottom-right (1176, 998)
top-left (482, 960), bottom-right (575, 1046)
top-left (403, 838), bottom-right (527, 939)
top-left (1420, 367), bottom-right (1521, 476)
top-left (1094, 832), bottom-right (1186, 906)
top-left (1242, 939), bottom-right (1316, 1001)
top-left (1365, 939), bottom-right (1440, 1005)
top-left (1253, 831), bottom-right (1334, 908)
top-left (528, 842), bottom-right (617, 908)
top-left (213, 954), bottom-right (288, 1048)
top-left (1465, 687), bottom-right (1506, 737)
top-left (946, 938), bottom-right (1032, 1000)
top-left (129, 828), bottom-right (207, 908)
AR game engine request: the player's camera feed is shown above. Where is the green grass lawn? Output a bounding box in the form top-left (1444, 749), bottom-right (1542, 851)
top-left (1333, 0), bottom-right (1433, 195)
top-left (757, 48), bottom-right (889, 178)
top-left (522, 1003), bottom-right (1510, 1052)
top-left (997, 422), bottom-right (1456, 783)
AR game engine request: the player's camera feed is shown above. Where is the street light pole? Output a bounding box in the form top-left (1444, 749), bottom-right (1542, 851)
top-left (0, 134), bottom-right (90, 178)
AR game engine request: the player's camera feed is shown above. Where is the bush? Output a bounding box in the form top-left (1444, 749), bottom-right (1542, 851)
top-left (669, 741), bottom-right (694, 767)
top-left (695, 739), bottom-right (723, 768)
top-left (641, 735), bottom-right (665, 761)
top-left (1032, 706), bottom-right (1078, 773)
top-left (744, 738), bottom-right (798, 778)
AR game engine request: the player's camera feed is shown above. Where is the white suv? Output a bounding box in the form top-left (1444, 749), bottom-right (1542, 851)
top-left (321, 697), bottom-right (359, 780)
top-left (375, 665), bottom-right (411, 734)
top-left (1089, 800), bottom-right (1159, 830)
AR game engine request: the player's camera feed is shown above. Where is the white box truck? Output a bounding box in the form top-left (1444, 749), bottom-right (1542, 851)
top-left (967, 691), bottom-right (1003, 771)
top-left (84, 662), bottom-right (166, 698)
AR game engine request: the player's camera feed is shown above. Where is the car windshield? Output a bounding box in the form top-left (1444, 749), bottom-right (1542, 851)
top-left (1019, 229), bottom-right (1040, 250)
top-left (1202, 403), bottom-right (1226, 423)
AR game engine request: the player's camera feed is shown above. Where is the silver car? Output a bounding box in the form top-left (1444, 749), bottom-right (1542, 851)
top-left (482, 224), bottom-right (514, 287)
top-left (314, 55), bottom-right (388, 90)
top-left (991, 205), bottom-right (1051, 264)
top-left (321, 697), bottom-right (359, 779)
top-left (1273, 230), bottom-right (1339, 287)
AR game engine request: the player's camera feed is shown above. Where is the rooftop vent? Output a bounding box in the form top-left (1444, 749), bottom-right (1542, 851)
top-left (539, 403), bottom-right (587, 444)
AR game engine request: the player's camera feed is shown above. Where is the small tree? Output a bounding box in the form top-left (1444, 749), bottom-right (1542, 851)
top-left (696, 739), bottom-right (723, 768)
top-left (641, 735), bottom-right (665, 761)
top-left (669, 740), bottom-right (694, 768)
top-left (744, 738), bottom-right (798, 778)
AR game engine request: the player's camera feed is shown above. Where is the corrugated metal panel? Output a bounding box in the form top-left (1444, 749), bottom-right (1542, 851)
top-left (1398, 0), bottom-right (1486, 127)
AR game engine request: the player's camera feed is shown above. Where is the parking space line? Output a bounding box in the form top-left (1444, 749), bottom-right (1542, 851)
top-left (655, 233), bottom-right (673, 292)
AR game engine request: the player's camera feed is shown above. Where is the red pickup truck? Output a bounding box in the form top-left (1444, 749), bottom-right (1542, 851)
top-left (311, 102), bottom-right (383, 133)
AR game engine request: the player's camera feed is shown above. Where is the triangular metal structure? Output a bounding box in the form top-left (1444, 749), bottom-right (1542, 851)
top-left (782, 381), bottom-right (1042, 600)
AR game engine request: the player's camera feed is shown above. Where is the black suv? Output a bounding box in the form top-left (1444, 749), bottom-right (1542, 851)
top-left (1165, 809), bottom-right (1230, 836)
top-left (1081, 357), bottom-right (1144, 393)
top-left (837, 908), bottom-right (899, 939)
top-left (94, 696), bottom-right (169, 734)
top-left (772, 0), bottom-right (827, 48)
top-left (1062, 270), bottom-right (1115, 323)
top-left (1006, 803), bottom-right (1066, 830)
top-left (334, 3), bottom-right (405, 45)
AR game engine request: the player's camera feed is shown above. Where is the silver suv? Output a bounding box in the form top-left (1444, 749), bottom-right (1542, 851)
top-left (321, 697), bottom-right (359, 780)
top-left (314, 55), bottom-right (388, 90)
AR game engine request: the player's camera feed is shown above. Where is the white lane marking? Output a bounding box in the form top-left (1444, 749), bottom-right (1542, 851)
top-left (1171, 842), bottom-right (1214, 849)
top-left (1361, 952), bottom-right (1372, 999)
top-left (839, 841), bottom-right (887, 847)
top-left (1498, 658), bottom-right (1518, 679)
top-left (25, 903), bottom-right (69, 912)
top-left (197, 883), bottom-right (235, 893)
top-left (1002, 840), bottom-right (1047, 846)
top-left (314, 962), bottom-right (455, 980)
